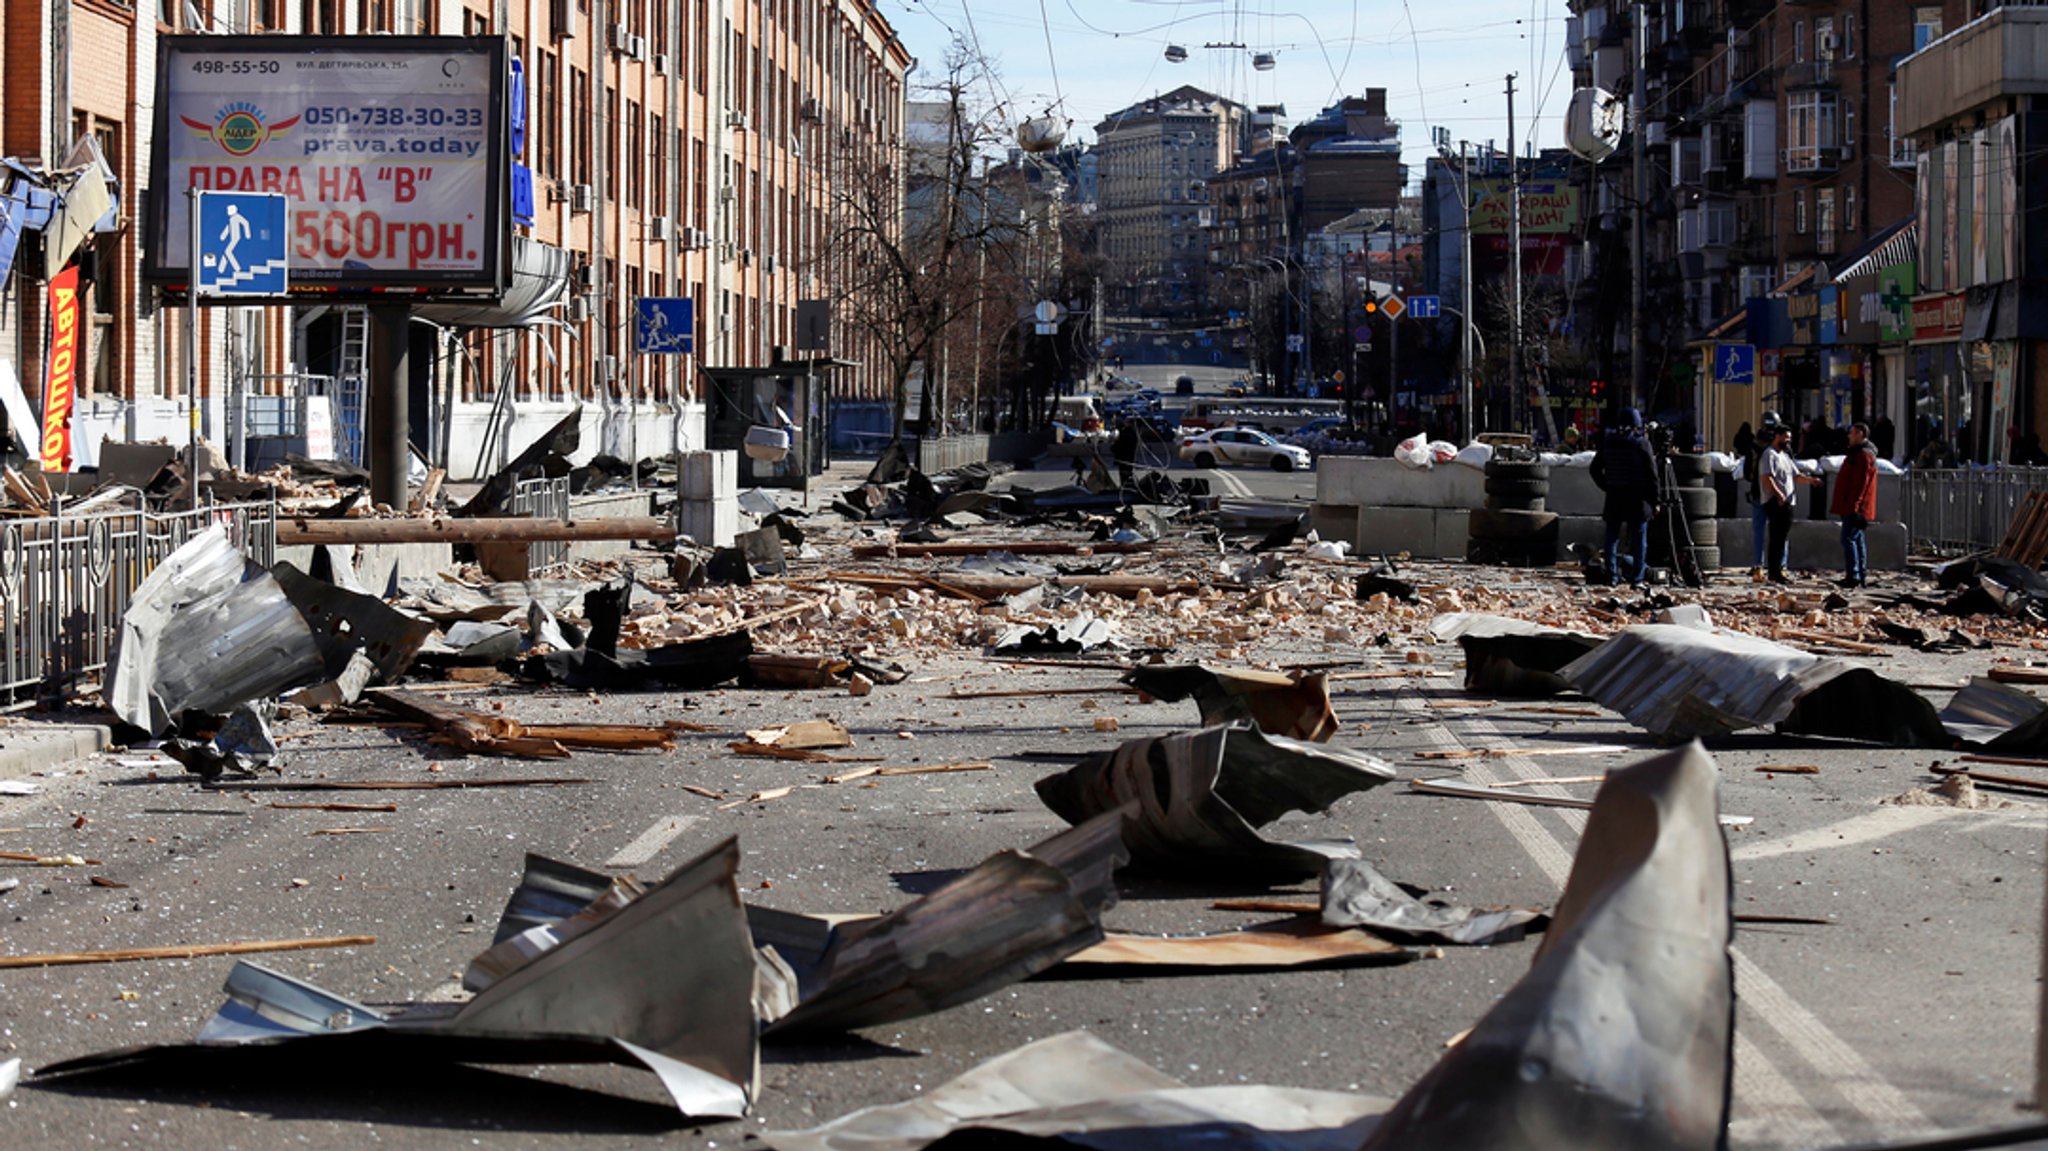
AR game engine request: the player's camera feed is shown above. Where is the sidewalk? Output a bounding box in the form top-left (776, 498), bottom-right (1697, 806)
top-left (0, 718), bottom-right (111, 790)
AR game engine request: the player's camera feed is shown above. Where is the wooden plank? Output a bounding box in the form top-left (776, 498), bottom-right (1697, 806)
top-left (1410, 776), bottom-right (1755, 826)
top-left (1987, 666), bottom-right (2048, 686)
top-left (0, 934), bottom-right (376, 970)
top-left (850, 540), bottom-right (1154, 559)
top-left (279, 516), bottom-right (674, 547)
top-left (1932, 764), bottom-right (2048, 794)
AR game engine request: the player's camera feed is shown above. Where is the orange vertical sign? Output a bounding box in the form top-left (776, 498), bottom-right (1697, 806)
top-left (41, 264), bottom-right (82, 472)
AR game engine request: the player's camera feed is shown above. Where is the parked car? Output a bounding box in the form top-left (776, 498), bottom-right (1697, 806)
top-left (1177, 427), bottom-right (1312, 472)
top-left (1286, 417), bottom-right (1346, 443)
top-left (1224, 380), bottom-right (1250, 398)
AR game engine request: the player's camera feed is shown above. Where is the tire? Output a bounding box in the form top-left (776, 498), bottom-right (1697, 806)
top-left (1468, 508), bottom-right (1560, 542)
top-left (1485, 475), bottom-right (1551, 499)
top-left (1194, 452), bottom-right (1217, 469)
top-left (1684, 517), bottom-right (1720, 547)
top-left (1673, 486), bottom-right (1717, 519)
top-left (1485, 460), bottom-right (1551, 482)
top-left (1667, 453), bottom-right (1712, 483)
top-left (1485, 495), bottom-right (1545, 513)
top-left (1270, 455), bottom-right (1295, 473)
top-left (1689, 545), bottom-right (1722, 572)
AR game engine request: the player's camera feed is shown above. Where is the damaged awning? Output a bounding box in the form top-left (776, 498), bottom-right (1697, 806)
top-left (413, 235), bottom-right (572, 328)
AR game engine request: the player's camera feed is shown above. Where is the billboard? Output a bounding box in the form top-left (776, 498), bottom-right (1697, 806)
top-left (1470, 179), bottom-right (1580, 236)
top-left (146, 35), bottom-right (507, 300)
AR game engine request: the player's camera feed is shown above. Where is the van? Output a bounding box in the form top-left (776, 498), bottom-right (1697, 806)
top-left (1052, 395), bottom-right (1106, 435)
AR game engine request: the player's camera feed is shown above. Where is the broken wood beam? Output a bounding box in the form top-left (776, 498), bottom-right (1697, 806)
top-left (1987, 665), bottom-right (2048, 686)
top-left (278, 515), bottom-right (675, 547)
top-left (849, 540), bottom-right (1154, 559)
top-left (365, 689), bottom-right (571, 759)
top-left (0, 934), bottom-right (376, 970)
top-left (1931, 764), bottom-right (2048, 794)
top-left (205, 778), bottom-right (594, 791)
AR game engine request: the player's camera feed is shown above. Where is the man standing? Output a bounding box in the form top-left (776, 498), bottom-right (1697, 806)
top-left (1589, 408), bottom-right (1659, 586)
top-left (1112, 418), bottom-right (1140, 492)
top-left (1831, 421), bottom-right (1879, 588)
top-left (1760, 423), bottom-right (1819, 584)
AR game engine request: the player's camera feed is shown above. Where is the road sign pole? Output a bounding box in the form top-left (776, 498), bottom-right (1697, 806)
top-left (186, 188), bottom-right (201, 509)
top-left (629, 324), bottom-right (639, 492)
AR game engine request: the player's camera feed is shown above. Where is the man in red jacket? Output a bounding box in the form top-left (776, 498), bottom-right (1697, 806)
top-left (1831, 421), bottom-right (1879, 588)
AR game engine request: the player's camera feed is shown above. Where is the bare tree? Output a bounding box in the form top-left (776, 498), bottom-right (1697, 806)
top-left (805, 38), bottom-right (1039, 443)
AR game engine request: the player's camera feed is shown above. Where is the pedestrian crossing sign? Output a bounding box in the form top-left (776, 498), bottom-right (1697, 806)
top-left (195, 191), bottom-right (288, 298)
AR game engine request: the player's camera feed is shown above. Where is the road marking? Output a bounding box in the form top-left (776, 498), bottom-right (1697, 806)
top-left (1210, 469), bottom-right (1253, 498)
top-left (1732, 805), bottom-right (1967, 863)
top-left (1731, 948), bottom-right (1933, 1133)
top-left (1404, 704), bottom-right (1847, 1144)
top-left (605, 814), bottom-right (701, 869)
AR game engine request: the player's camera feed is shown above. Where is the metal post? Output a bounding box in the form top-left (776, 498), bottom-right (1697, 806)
top-left (1632, 0), bottom-right (1648, 414)
top-left (186, 188), bottom-right (202, 509)
top-left (367, 304), bottom-right (410, 509)
top-left (1506, 74), bottom-right (1523, 430)
top-left (628, 328), bottom-right (640, 491)
top-left (1460, 141), bottom-right (1476, 440)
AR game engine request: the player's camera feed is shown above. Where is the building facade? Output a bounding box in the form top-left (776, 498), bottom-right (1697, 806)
top-left (0, 0), bottom-right (908, 480)
top-left (1093, 85), bottom-right (1245, 311)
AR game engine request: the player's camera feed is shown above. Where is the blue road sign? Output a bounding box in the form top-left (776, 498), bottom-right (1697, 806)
top-left (1713, 342), bottom-right (1757, 386)
top-left (635, 297), bottom-right (695, 355)
top-left (1407, 294), bottom-right (1442, 319)
top-left (195, 191), bottom-right (288, 297)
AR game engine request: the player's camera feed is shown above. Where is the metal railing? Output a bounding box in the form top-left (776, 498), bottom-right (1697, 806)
top-left (1901, 466), bottom-right (2048, 555)
top-left (0, 501), bottom-right (277, 709)
top-left (511, 476), bottom-right (572, 575)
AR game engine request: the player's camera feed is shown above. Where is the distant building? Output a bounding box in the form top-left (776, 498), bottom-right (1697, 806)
top-left (1093, 85), bottom-right (1247, 309)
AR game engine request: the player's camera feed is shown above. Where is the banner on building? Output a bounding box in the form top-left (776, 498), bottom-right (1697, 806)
top-left (1470, 180), bottom-right (1579, 235)
top-left (145, 35), bottom-right (508, 300)
top-left (41, 264), bottom-right (83, 472)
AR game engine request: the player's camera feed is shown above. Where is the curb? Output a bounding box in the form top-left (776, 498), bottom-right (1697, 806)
top-left (0, 724), bottom-right (114, 786)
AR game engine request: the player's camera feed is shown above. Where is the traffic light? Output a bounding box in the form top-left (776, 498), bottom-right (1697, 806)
top-left (1361, 292), bottom-right (1379, 315)
top-left (1589, 378), bottom-right (1605, 402)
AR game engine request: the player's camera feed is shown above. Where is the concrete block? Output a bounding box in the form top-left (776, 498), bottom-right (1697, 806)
top-left (1716, 518), bottom-right (1906, 571)
top-left (1356, 506), bottom-right (1441, 557)
top-left (1315, 456), bottom-right (1484, 508)
top-left (679, 497), bottom-right (740, 548)
top-left (1433, 508), bottom-right (1471, 559)
top-left (1310, 503), bottom-right (1361, 548)
top-left (680, 450), bottom-right (739, 501)
top-left (1545, 466), bottom-right (1604, 517)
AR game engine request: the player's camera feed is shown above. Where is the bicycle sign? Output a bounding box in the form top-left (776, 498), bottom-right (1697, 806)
top-left (634, 297), bottom-right (694, 355)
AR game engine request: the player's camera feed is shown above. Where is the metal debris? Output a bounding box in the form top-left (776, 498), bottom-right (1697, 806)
top-left (1035, 724), bottom-right (1397, 879)
top-left (762, 1030), bottom-right (1388, 1151)
top-left (1122, 664), bottom-right (1338, 741)
top-left (991, 617), bottom-right (1120, 655)
top-left (1362, 743), bottom-right (1732, 1149)
top-left (1319, 858), bottom-right (1548, 946)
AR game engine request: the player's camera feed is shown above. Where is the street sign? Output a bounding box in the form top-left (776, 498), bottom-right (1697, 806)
top-left (1407, 294), bottom-right (1441, 319)
top-left (1713, 342), bottom-right (1756, 386)
top-left (1352, 325), bottom-right (1372, 343)
top-left (194, 191), bottom-right (287, 297)
top-left (1380, 295), bottom-right (1407, 320)
top-left (634, 297), bottom-right (695, 355)
top-left (795, 299), bottom-right (830, 351)
top-left (1286, 334), bottom-right (1304, 352)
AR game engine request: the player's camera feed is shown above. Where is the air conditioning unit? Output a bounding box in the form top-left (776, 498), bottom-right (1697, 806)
top-left (739, 248), bottom-right (753, 268)
top-left (680, 226), bottom-right (704, 249)
top-left (574, 264), bottom-right (597, 292)
top-left (653, 52), bottom-right (670, 74)
top-left (600, 354), bottom-right (618, 382)
top-left (726, 110), bottom-right (749, 130)
top-left (1817, 32), bottom-right (1838, 54)
top-left (569, 183), bottom-right (594, 214)
top-left (565, 297), bottom-right (592, 323)
top-left (763, 254), bottom-right (776, 273)
top-left (649, 215), bottom-right (671, 241)
top-left (611, 22), bottom-right (631, 50)
top-left (718, 179), bottom-right (735, 201)
top-left (629, 34), bottom-right (647, 60)
top-left (800, 97), bottom-right (822, 123)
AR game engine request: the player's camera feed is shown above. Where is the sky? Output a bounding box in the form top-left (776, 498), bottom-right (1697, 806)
top-left (881, 0), bottom-right (1574, 188)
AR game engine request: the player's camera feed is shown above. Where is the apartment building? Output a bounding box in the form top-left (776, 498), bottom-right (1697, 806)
top-left (0, 0), bottom-right (908, 479)
top-left (1094, 85), bottom-right (1245, 311)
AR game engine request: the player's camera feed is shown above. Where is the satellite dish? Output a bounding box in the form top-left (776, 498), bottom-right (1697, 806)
top-left (1165, 44), bottom-right (1188, 63)
top-left (1565, 87), bottom-right (1626, 164)
top-left (1017, 114), bottom-right (1066, 153)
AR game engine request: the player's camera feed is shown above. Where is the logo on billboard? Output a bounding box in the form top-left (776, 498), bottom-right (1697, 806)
top-left (180, 102), bottom-right (299, 157)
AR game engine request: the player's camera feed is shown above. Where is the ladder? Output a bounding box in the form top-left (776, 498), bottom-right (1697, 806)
top-left (334, 308), bottom-right (370, 467)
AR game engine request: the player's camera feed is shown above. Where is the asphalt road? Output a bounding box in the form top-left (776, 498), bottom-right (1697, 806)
top-left (0, 556), bottom-right (2042, 1149)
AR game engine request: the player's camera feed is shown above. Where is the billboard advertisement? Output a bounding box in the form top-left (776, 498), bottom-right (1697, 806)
top-left (146, 36), bottom-right (507, 300)
top-left (1470, 179), bottom-right (1580, 236)
top-left (42, 265), bottom-right (83, 472)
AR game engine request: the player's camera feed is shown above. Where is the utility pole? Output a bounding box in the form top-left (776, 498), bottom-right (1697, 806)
top-left (1460, 141), bottom-right (1475, 440)
top-left (1506, 74), bottom-right (1523, 431)
top-left (1631, 1), bottom-right (1648, 415)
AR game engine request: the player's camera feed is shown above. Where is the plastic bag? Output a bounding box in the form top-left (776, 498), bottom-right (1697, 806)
top-left (1453, 442), bottom-right (1493, 469)
top-left (1428, 440), bottom-right (1460, 464)
top-left (1394, 434), bottom-right (1433, 469)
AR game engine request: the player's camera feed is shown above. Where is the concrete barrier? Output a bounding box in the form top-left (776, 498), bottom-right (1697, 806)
top-left (1316, 457), bottom-right (1485, 508)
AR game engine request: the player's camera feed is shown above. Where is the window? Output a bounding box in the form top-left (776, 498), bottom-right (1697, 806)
top-left (1845, 184), bottom-right (1857, 231)
top-left (572, 68), bottom-right (590, 185)
top-left (627, 101), bottom-right (643, 210)
top-left (696, 0), bottom-right (709, 95)
top-left (1793, 190), bottom-right (1808, 235)
top-left (301, 0), bottom-right (338, 33)
top-left (1787, 90), bottom-right (1839, 172)
top-left (693, 139), bottom-right (708, 230)
top-left (1816, 188), bottom-right (1837, 254)
top-left (540, 52), bottom-right (560, 179)
top-left (416, 0), bottom-right (435, 33)
top-left (253, 0), bottom-right (283, 29)
top-left (1888, 81), bottom-right (1916, 168)
top-left (1793, 19), bottom-right (1806, 63)
top-left (1841, 13), bottom-right (1855, 59)
top-left (1815, 16), bottom-right (1835, 61)
top-left (652, 113), bottom-right (666, 216)
top-left (1913, 6), bottom-right (1943, 52)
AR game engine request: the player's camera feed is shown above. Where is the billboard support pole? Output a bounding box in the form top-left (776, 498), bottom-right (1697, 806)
top-left (186, 187), bottom-right (202, 509)
top-left (368, 303), bottom-right (410, 508)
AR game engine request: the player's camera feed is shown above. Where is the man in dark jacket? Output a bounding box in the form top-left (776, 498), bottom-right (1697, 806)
top-left (1589, 408), bottom-right (1659, 585)
top-left (1831, 421), bottom-right (1879, 588)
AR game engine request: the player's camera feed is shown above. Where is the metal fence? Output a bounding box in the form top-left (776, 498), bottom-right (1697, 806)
top-left (1901, 466), bottom-right (2048, 556)
top-left (511, 476), bottom-right (572, 575)
top-left (0, 501), bottom-right (277, 709)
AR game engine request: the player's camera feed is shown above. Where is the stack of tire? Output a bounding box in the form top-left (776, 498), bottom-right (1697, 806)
top-left (1652, 453), bottom-right (1720, 574)
top-left (1469, 457), bottom-right (1559, 568)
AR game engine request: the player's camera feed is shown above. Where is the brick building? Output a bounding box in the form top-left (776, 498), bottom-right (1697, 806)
top-left (1094, 85), bottom-right (1246, 311)
top-left (0, 0), bottom-right (909, 480)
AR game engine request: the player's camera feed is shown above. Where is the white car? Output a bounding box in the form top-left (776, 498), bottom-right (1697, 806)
top-left (1178, 427), bottom-right (1313, 472)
